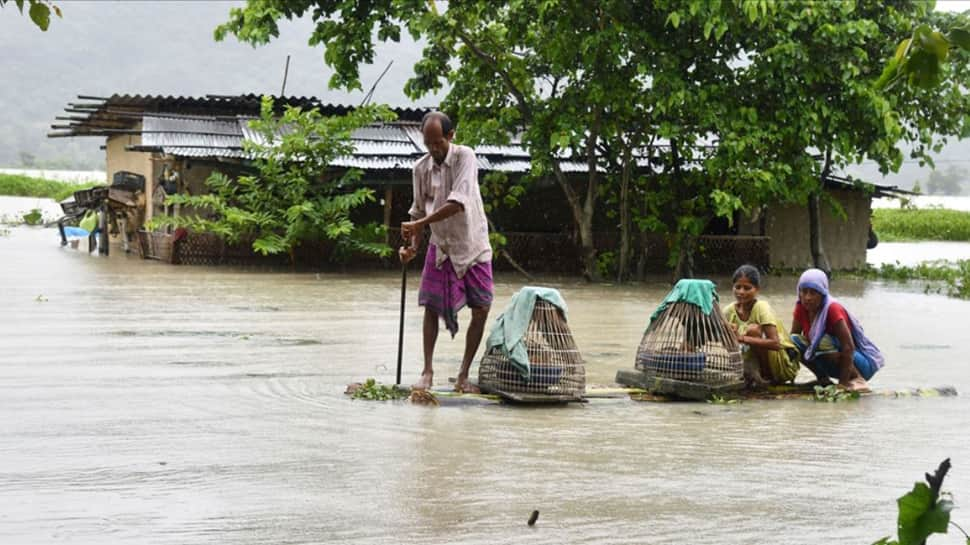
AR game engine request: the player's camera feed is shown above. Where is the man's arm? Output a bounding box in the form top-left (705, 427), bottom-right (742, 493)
top-left (400, 166), bottom-right (427, 264)
top-left (401, 201), bottom-right (463, 240)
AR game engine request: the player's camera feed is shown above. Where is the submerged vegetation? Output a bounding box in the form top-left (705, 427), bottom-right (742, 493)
top-left (347, 378), bottom-right (409, 401)
top-left (0, 173), bottom-right (99, 201)
top-left (862, 260), bottom-right (970, 300)
top-left (872, 209), bottom-right (970, 242)
top-left (812, 384), bottom-right (861, 402)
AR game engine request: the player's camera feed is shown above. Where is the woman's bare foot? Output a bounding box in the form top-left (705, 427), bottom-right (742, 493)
top-left (412, 372), bottom-right (433, 390)
top-left (840, 377), bottom-right (871, 393)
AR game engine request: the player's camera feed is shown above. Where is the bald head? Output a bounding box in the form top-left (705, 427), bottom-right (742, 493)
top-left (421, 111), bottom-right (453, 135)
top-left (421, 111), bottom-right (454, 164)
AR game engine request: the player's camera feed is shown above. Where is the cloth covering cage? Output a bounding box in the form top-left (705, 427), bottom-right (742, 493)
top-left (478, 287), bottom-right (585, 402)
top-left (617, 279), bottom-right (744, 399)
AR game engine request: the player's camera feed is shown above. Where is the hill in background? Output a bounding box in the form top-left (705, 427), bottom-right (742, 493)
top-left (1, 1), bottom-right (429, 170)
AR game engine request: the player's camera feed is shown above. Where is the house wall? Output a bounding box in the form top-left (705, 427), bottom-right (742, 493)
top-left (105, 131), bottom-right (159, 220)
top-left (765, 188), bottom-right (871, 270)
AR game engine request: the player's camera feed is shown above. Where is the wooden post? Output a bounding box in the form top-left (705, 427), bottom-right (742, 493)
top-left (99, 200), bottom-right (109, 256)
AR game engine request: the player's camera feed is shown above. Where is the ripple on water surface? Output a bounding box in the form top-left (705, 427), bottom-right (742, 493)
top-left (2, 225), bottom-right (970, 544)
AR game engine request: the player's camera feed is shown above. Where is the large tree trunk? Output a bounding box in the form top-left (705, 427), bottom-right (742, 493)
top-left (807, 191), bottom-right (831, 275)
top-left (617, 146), bottom-right (632, 282)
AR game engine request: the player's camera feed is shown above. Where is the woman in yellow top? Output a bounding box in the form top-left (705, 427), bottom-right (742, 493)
top-left (723, 265), bottom-right (800, 387)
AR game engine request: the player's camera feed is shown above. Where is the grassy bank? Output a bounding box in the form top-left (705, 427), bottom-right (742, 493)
top-left (871, 208), bottom-right (970, 242)
top-left (0, 173), bottom-right (100, 201)
top-left (861, 260), bottom-right (970, 299)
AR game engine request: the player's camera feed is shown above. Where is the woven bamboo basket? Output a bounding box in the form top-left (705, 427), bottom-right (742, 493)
top-left (478, 299), bottom-right (585, 399)
top-left (635, 301), bottom-right (743, 387)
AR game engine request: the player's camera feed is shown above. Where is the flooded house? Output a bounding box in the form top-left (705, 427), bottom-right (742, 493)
top-left (49, 93), bottom-right (904, 272)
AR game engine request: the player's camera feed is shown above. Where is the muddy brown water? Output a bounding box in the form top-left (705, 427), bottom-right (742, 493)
top-left (2, 222), bottom-right (969, 544)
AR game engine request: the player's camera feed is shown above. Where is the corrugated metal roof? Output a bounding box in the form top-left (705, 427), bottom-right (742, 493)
top-left (142, 116), bottom-right (242, 149)
top-left (160, 147), bottom-right (248, 159)
top-left (402, 125), bottom-right (428, 154)
top-left (330, 156), bottom-right (418, 170)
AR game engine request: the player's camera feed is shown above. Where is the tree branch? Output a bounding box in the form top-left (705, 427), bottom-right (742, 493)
top-left (453, 28), bottom-right (533, 123)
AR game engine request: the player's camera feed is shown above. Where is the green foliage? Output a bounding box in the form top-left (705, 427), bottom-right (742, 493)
top-left (1, 0), bottom-right (62, 31)
top-left (873, 459), bottom-right (957, 545)
top-left (215, 0), bottom-right (970, 280)
top-left (350, 378), bottom-right (409, 401)
top-left (877, 17), bottom-right (970, 91)
top-left (22, 208), bottom-right (43, 225)
top-left (861, 260), bottom-right (970, 300)
top-left (872, 208), bottom-right (970, 242)
top-left (812, 384), bottom-right (861, 402)
top-left (596, 251), bottom-right (616, 279)
top-left (0, 174), bottom-right (100, 201)
top-left (153, 96), bottom-right (396, 262)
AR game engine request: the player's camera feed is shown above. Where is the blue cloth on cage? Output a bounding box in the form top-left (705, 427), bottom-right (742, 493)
top-left (485, 286), bottom-right (568, 381)
top-left (649, 279), bottom-right (719, 325)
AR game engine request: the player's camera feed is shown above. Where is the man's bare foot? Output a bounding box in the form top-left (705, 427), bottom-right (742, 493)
top-left (454, 377), bottom-right (480, 394)
top-left (412, 372), bottom-right (433, 390)
top-left (840, 377), bottom-right (871, 393)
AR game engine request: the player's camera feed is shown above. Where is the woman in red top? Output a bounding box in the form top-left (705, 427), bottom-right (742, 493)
top-left (790, 269), bottom-right (884, 393)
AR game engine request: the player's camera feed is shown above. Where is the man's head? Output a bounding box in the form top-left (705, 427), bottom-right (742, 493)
top-left (421, 111), bottom-right (454, 164)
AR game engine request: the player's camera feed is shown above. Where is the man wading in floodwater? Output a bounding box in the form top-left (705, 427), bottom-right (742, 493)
top-left (399, 112), bottom-right (493, 393)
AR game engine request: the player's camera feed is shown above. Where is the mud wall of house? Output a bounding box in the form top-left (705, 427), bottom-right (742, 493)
top-left (765, 189), bottom-right (871, 270)
top-left (105, 132), bottom-right (157, 219)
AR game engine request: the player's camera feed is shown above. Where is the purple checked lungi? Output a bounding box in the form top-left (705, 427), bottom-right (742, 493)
top-left (418, 244), bottom-right (494, 337)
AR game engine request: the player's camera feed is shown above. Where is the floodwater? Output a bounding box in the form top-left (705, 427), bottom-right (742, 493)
top-left (2, 213), bottom-right (970, 544)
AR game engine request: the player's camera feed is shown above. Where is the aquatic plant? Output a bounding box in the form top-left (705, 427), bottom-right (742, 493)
top-left (348, 378), bottom-right (409, 401)
top-left (861, 260), bottom-right (970, 300)
top-left (22, 208), bottom-right (43, 226)
top-left (872, 209), bottom-right (970, 242)
top-left (0, 173), bottom-right (99, 201)
top-left (812, 385), bottom-right (861, 402)
top-left (872, 459), bottom-right (967, 545)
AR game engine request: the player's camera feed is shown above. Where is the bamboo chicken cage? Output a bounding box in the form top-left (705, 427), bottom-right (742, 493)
top-left (635, 300), bottom-right (744, 388)
top-left (478, 299), bottom-right (585, 401)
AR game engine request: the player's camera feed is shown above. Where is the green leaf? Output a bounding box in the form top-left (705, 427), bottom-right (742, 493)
top-left (896, 482), bottom-right (951, 545)
top-left (29, 1), bottom-right (51, 30)
top-left (949, 28), bottom-right (970, 51)
top-left (666, 11), bottom-right (681, 29)
top-left (894, 38), bottom-right (912, 63)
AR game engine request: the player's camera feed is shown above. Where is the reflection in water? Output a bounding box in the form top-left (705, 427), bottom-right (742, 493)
top-left (2, 224), bottom-right (969, 545)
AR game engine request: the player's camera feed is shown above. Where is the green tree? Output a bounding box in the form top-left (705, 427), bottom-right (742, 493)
top-left (216, 1), bottom-right (970, 279)
top-left (218, 1), bottom-right (663, 280)
top-left (155, 96), bottom-right (395, 263)
top-left (1, 0), bottom-right (60, 31)
top-left (710, 1), bottom-right (969, 274)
